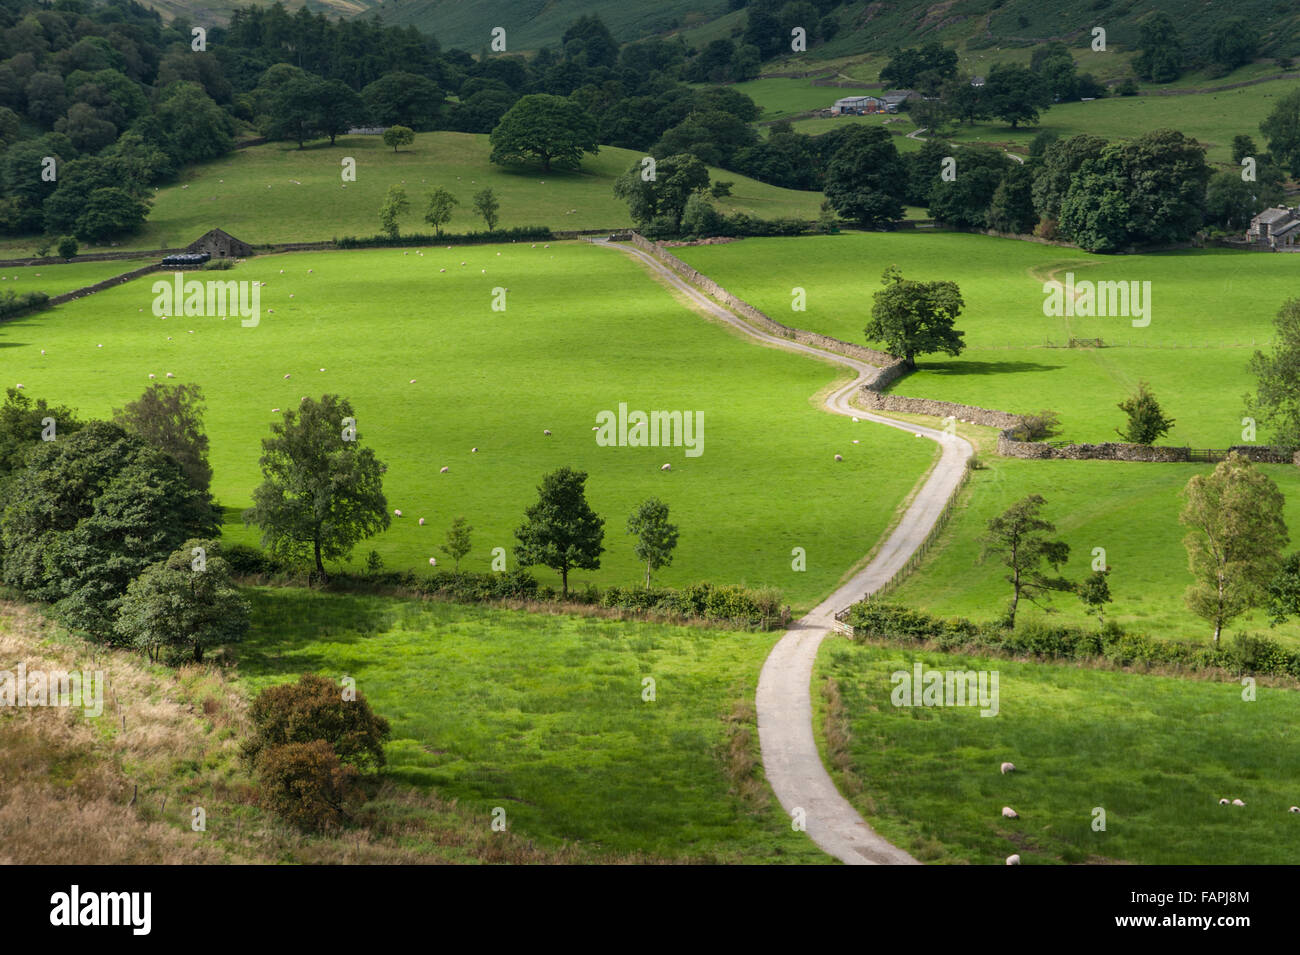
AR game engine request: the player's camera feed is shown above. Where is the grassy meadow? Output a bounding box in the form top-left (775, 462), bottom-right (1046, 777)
top-left (0, 258), bottom-right (156, 296)
top-left (881, 443), bottom-right (1300, 645)
top-left (816, 640), bottom-right (1300, 864)
top-left (676, 233), bottom-right (1295, 447)
top-left (0, 132), bottom-right (825, 256)
top-left (235, 588), bottom-right (830, 862)
top-left (0, 241), bottom-right (937, 611)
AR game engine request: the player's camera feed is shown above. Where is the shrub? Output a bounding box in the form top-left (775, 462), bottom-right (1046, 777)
top-left (56, 235), bottom-right (78, 259)
top-left (244, 673), bottom-right (391, 770)
top-left (257, 740), bottom-right (362, 832)
top-left (202, 257), bottom-right (235, 270)
top-left (0, 290), bottom-right (49, 319)
top-left (224, 543), bottom-right (278, 576)
top-left (1008, 410), bottom-right (1062, 442)
top-left (335, 226), bottom-right (551, 249)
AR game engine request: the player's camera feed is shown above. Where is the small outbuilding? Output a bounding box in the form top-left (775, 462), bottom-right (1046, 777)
top-left (186, 228), bottom-right (254, 259)
top-left (1247, 207), bottom-right (1300, 250)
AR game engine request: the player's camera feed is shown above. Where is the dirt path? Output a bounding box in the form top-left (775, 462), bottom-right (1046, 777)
top-left (592, 238), bottom-right (973, 864)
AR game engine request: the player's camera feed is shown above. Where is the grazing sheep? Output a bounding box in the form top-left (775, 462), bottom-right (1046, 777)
top-left (543, 429), bottom-right (552, 435)
top-left (834, 454), bottom-right (842, 461)
top-left (440, 268), bottom-right (446, 273)
top-left (40, 350), bottom-right (44, 355)
top-left (148, 374), bottom-right (156, 379)
top-left (1006, 854), bottom-right (1021, 865)
top-left (289, 294), bottom-right (294, 298)
top-left (418, 518), bottom-right (425, 526)
top-left (271, 408), bottom-right (280, 413)
top-left (308, 269), bottom-right (313, 273)
top-left (429, 557), bottom-right (437, 566)
top-left (852, 439), bottom-right (860, 444)
top-left (440, 466), bottom-right (449, 473)
top-left (851, 416), bottom-right (859, 422)
top-left (1289, 806), bottom-right (1299, 813)
top-left (409, 379), bottom-right (417, 384)
top-left (1219, 798), bottom-right (1230, 805)
top-left (1001, 807), bottom-right (1018, 819)
top-left (166, 372), bottom-right (174, 378)
top-left (1000, 762), bottom-right (1016, 775)
top-left (914, 433), bottom-right (922, 437)
top-left (394, 509), bottom-right (402, 517)
top-left (14, 384), bottom-right (22, 389)
top-left (471, 447), bottom-right (478, 453)
top-left (660, 463), bottom-right (671, 471)
top-left (1232, 799), bottom-right (1246, 806)
top-left (320, 368), bottom-right (325, 372)
top-left (284, 374), bottom-right (291, 379)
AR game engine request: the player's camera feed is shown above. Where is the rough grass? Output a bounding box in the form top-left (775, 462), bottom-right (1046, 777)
top-left (235, 586), bottom-right (832, 863)
top-left (0, 241), bottom-right (935, 611)
top-left (817, 639), bottom-right (1300, 865)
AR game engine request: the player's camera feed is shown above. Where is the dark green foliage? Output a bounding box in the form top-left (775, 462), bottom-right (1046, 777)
top-left (514, 466), bottom-right (605, 597)
top-left (245, 672), bottom-right (392, 771)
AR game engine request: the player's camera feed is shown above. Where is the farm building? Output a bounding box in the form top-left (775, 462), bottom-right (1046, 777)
top-left (186, 228), bottom-right (254, 259)
top-left (881, 90), bottom-right (920, 110)
top-left (832, 95), bottom-right (887, 115)
top-left (1247, 207), bottom-right (1300, 249)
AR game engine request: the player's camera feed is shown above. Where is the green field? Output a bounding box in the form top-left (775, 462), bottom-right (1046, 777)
top-left (0, 132), bottom-right (824, 256)
top-left (817, 640), bottom-right (1300, 864)
top-left (0, 258), bottom-right (156, 298)
top-left (237, 587), bottom-right (830, 862)
top-left (726, 77), bottom-right (880, 122)
top-left (0, 241), bottom-right (936, 611)
top-left (675, 233), bottom-right (1295, 447)
top-left (885, 448), bottom-right (1300, 644)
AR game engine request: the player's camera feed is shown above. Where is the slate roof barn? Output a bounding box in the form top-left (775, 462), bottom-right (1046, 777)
top-left (186, 228), bottom-right (253, 258)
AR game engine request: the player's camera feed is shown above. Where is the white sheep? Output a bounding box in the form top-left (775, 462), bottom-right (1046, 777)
top-left (409, 379), bottom-right (417, 384)
top-left (1000, 762), bottom-right (1016, 775)
top-left (1289, 806), bottom-right (1299, 813)
top-left (543, 429), bottom-right (552, 436)
top-left (418, 518), bottom-right (425, 526)
top-left (440, 466), bottom-right (449, 473)
top-left (14, 384), bottom-right (22, 389)
top-left (852, 439), bottom-right (860, 445)
top-left (148, 374), bottom-right (156, 379)
top-left (166, 372), bottom-right (174, 378)
top-left (851, 416), bottom-right (859, 423)
top-left (394, 509), bottom-right (402, 517)
top-left (319, 368), bottom-right (325, 372)
top-left (284, 374), bottom-right (291, 379)
top-left (833, 454), bottom-right (842, 461)
top-left (1001, 807), bottom-right (1018, 819)
top-left (471, 447), bottom-right (478, 453)
top-left (271, 408), bottom-right (280, 413)
top-left (1232, 799), bottom-right (1246, 806)
top-left (661, 463), bottom-right (671, 471)
top-left (1219, 798), bottom-right (1230, 805)
top-left (429, 557), bottom-right (437, 566)
top-left (1006, 854), bottom-right (1021, 865)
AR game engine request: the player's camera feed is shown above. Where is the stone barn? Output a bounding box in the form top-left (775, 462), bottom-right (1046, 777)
top-left (186, 228), bottom-right (254, 259)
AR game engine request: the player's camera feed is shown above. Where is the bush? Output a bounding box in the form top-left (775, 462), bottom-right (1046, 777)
top-left (202, 257), bottom-right (236, 270)
top-left (0, 290), bottom-right (49, 319)
top-left (600, 581), bottom-right (788, 629)
top-left (56, 235), bottom-right (78, 259)
top-left (257, 740), bottom-right (362, 832)
top-left (1007, 410), bottom-right (1062, 442)
top-left (244, 673), bottom-right (391, 771)
top-left (224, 543), bottom-right (278, 576)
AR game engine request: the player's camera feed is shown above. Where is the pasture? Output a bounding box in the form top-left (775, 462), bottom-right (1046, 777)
top-left (0, 258), bottom-right (157, 297)
top-left (0, 241), bottom-right (936, 611)
top-left (235, 588), bottom-right (831, 862)
top-left (0, 132), bottom-right (825, 256)
top-left (883, 446), bottom-right (1300, 645)
top-left (816, 640), bottom-right (1300, 864)
top-left (675, 233), bottom-right (1294, 447)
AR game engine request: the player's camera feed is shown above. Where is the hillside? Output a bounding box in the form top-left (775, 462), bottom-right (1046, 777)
top-left (154, 0), bottom-right (1300, 59)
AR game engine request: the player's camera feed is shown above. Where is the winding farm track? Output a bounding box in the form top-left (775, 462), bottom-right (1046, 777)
top-left (592, 238), bottom-right (974, 864)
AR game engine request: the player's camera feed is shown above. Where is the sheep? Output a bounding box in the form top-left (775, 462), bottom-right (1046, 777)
top-left (409, 379), bottom-right (417, 384)
top-left (440, 466), bottom-right (449, 473)
top-left (166, 372), bottom-right (174, 378)
top-left (1232, 799), bottom-right (1246, 806)
top-left (271, 408), bottom-right (280, 413)
top-left (834, 454), bottom-right (843, 461)
top-left (1219, 798), bottom-right (1230, 805)
top-left (148, 374), bottom-right (156, 379)
top-left (1001, 806), bottom-right (1018, 819)
top-left (40, 349), bottom-right (45, 355)
top-left (471, 447), bottom-right (478, 453)
top-left (308, 269), bottom-right (314, 273)
top-left (289, 294), bottom-right (294, 299)
top-left (661, 463), bottom-right (671, 471)
top-left (394, 509), bottom-right (402, 517)
top-left (440, 268), bottom-right (446, 273)
top-left (543, 429), bottom-right (552, 436)
top-left (1006, 854), bottom-right (1021, 865)
top-left (320, 368), bottom-right (325, 372)
top-left (1290, 806), bottom-right (1300, 813)
top-left (1000, 762), bottom-right (1016, 775)
top-left (914, 433), bottom-right (922, 437)
top-left (418, 518), bottom-right (426, 526)
top-left (429, 557), bottom-right (437, 566)
top-left (852, 439), bottom-right (860, 445)
top-left (284, 374), bottom-right (291, 379)
top-left (14, 384), bottom-right (22, 389)
top-left (851, 416), bottom-right (859, 422)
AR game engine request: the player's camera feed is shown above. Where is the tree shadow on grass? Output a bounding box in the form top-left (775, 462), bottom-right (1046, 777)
top-left (236, 587), bottom-right (401, 677)
top-left (912, 359), bottom-right (1063, 378)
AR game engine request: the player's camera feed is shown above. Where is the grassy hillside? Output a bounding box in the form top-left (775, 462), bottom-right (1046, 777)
top-left (675, 233), bottom-right (1295, 447)
top-left (0, 132), bottom-right (824, 256)
top-left (817, 640), bottom-right (1300, 864)
top-left (0, 242), bottom-right (936, 611)
top-left (0, 259), bottom-right (156, 296)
